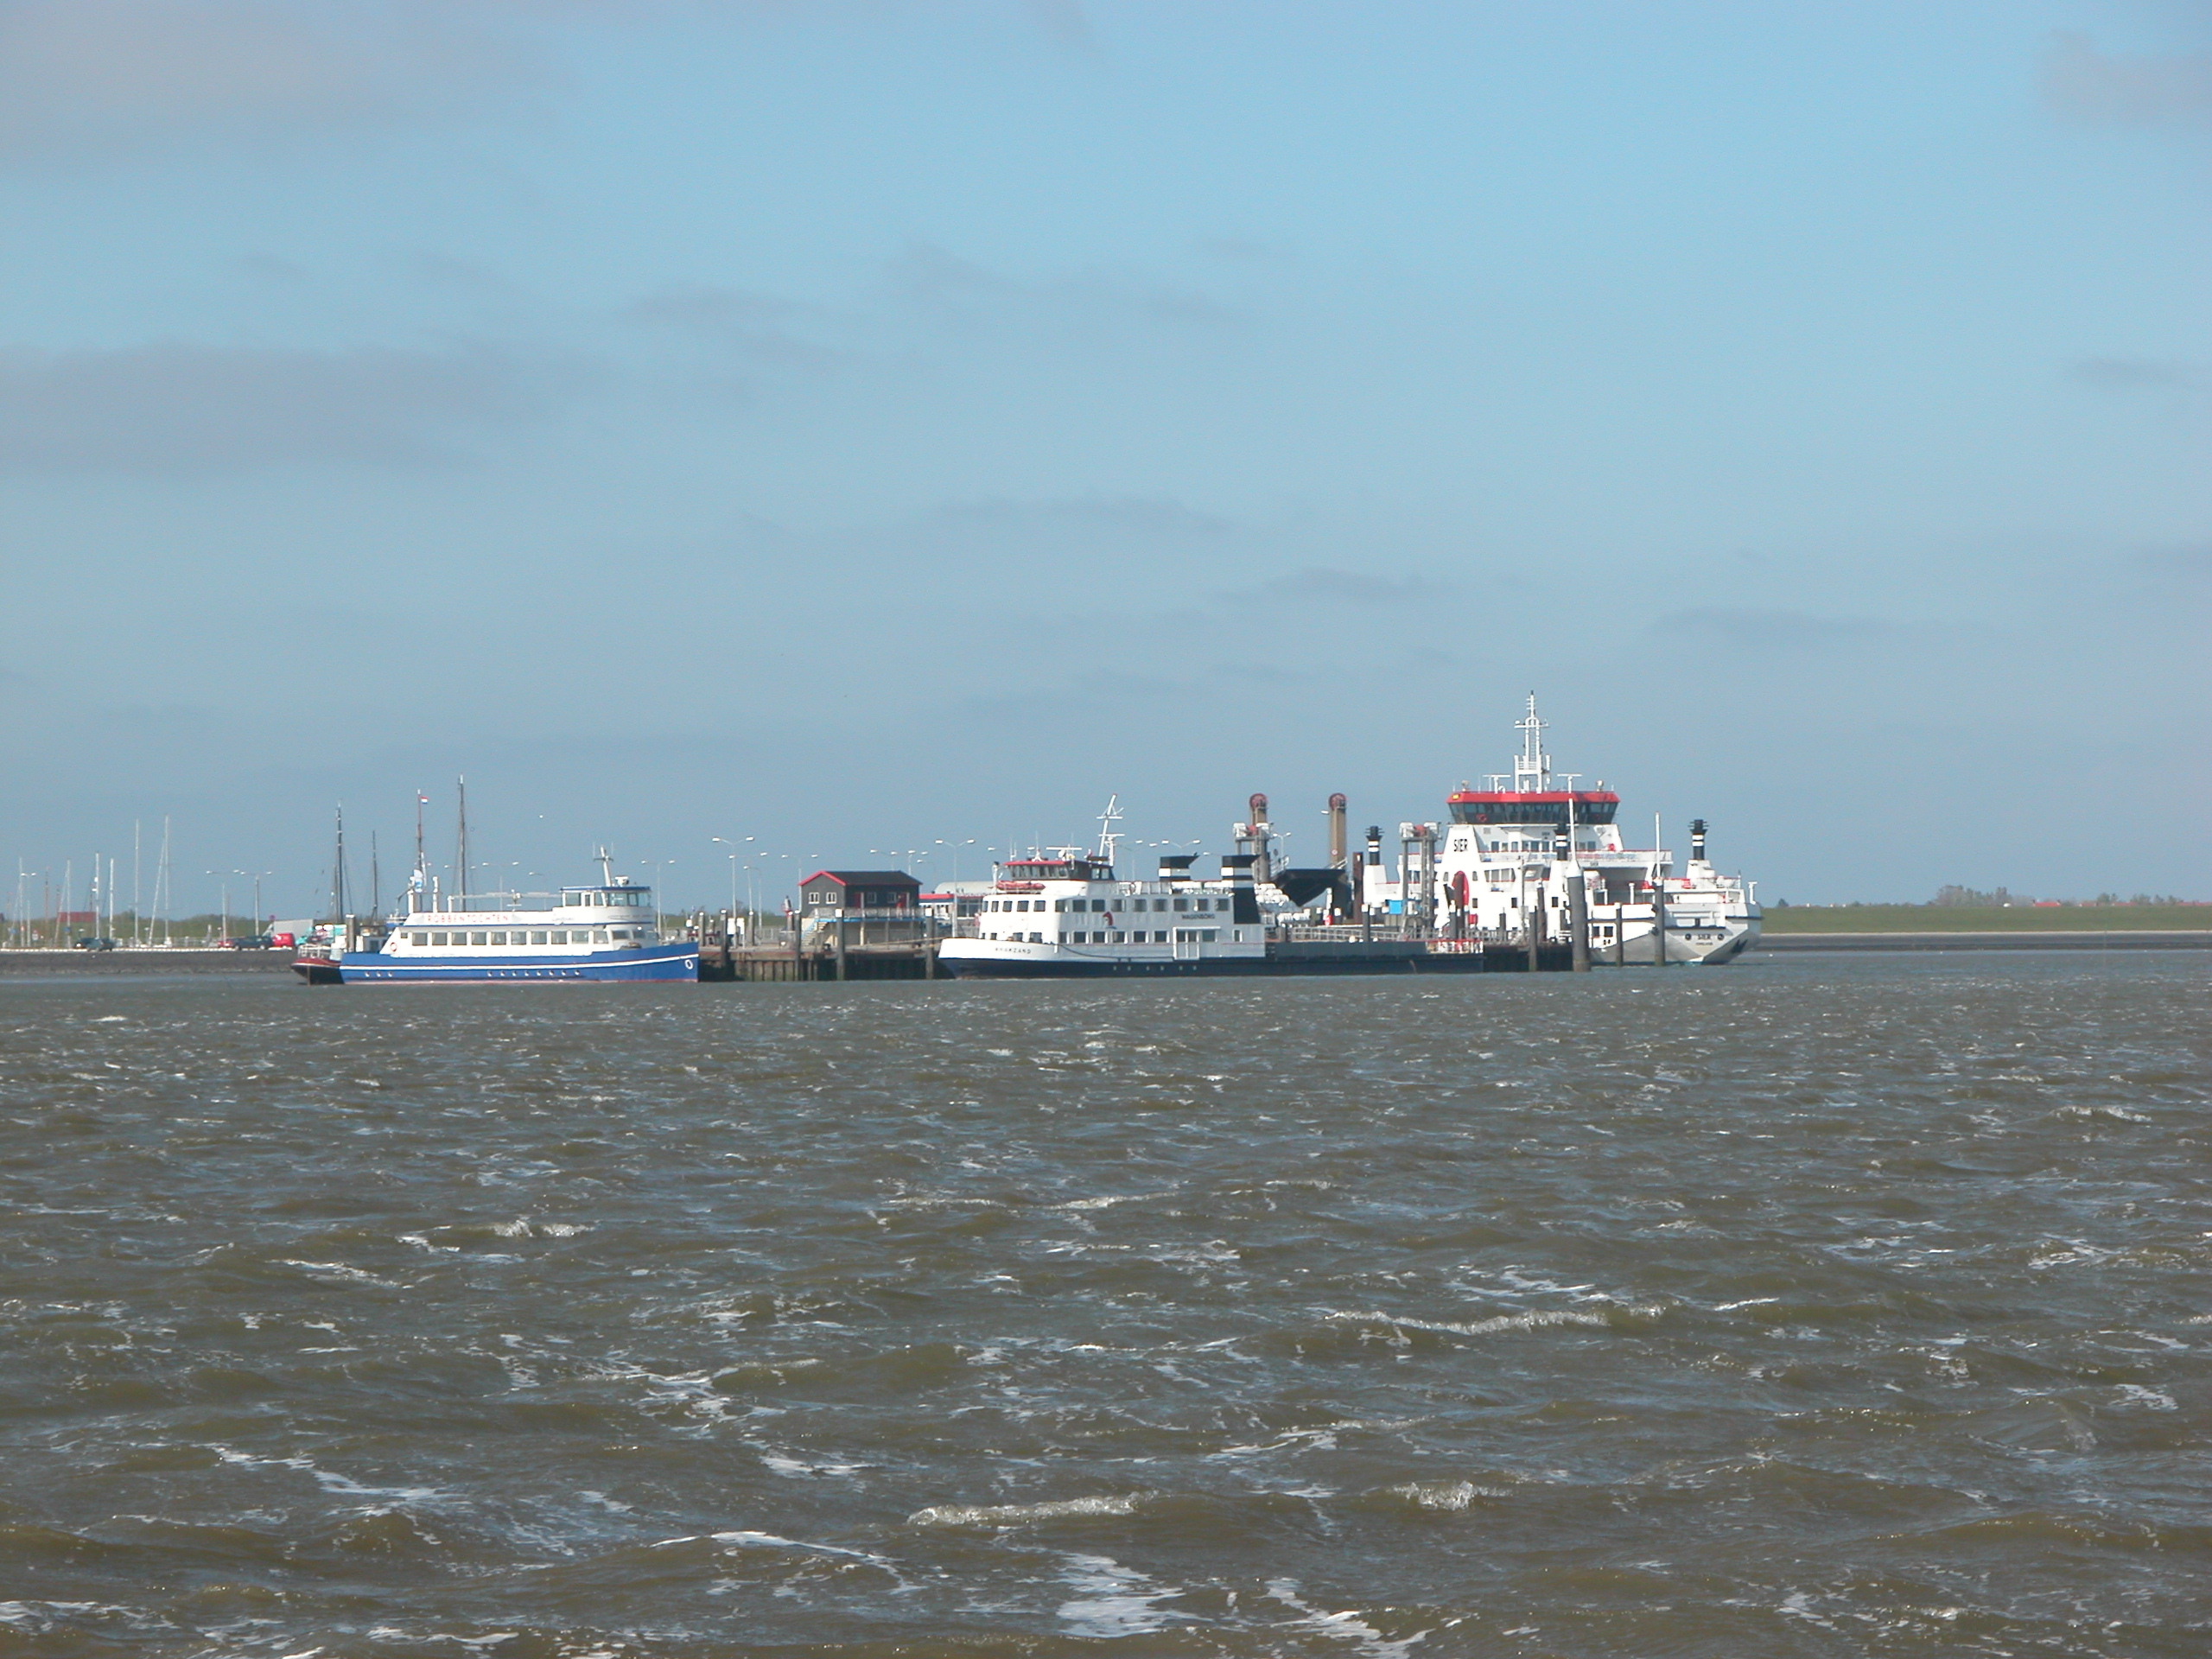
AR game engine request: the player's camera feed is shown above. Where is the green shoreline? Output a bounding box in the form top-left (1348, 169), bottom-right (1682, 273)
top-left (1762, 906), bottom-right (2212, 935)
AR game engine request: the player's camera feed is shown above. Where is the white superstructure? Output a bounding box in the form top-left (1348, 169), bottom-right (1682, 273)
top-left (936, 846), bottom-right (1270, 977)
top-left (1408, 697), bottom-right (1758, 963)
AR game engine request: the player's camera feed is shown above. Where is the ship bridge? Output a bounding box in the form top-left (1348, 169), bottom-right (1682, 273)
top-left (1446, 788), bottom-right (1619, 828)
top-left (1445, 694), bottom-right (1619, 826)
top-left (996, 855), bottom-right (1115, 890)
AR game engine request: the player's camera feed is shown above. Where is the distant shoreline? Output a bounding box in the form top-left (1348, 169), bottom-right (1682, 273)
top-left (1762, 905), bottom-right (2209, 935)
top-left (1756, 931), bottom-right (2212, 952)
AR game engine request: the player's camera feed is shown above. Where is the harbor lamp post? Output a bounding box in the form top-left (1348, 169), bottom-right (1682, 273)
top-left (711, 836), bottom-right (753, 918)
top-left (205, 871), bottom-right (240, 944)
top-left (936, 839), bottom-right (976, 884)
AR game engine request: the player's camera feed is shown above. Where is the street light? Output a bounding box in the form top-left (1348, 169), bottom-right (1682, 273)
top-left (204, 870), bottom-right (242, 943)
top-left (711, 836), bottom-right (754, 918)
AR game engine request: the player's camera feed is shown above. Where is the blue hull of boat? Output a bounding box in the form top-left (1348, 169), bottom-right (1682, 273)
top-left (330, 944), bottom-right (699, 983)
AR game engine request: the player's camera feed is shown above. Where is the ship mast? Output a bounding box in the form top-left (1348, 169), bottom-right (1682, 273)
top-left (1093, 794), bottom-right (1124, 865)
top-left (454, 777), bottom-right (470, 903)
top-left (332, 805), bottom-right (348, 921)
top-left (1513, 693), bottom-right (1551, 793)
top-left (413, 791), bottom-right (428, 915)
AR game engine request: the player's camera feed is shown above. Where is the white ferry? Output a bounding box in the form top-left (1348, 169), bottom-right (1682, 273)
top-left (294, 855), bottom-right (697, 984)
top-left (937, 810), bottom-right (1492, 978)
top-left (1411, 698), bottom-right (1759, 964)
top-left (936, 848), bottom-right (1274, 978)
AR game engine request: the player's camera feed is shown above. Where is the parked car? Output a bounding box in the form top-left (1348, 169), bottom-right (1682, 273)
top-left (268, 932), bottom-right (296, 950)
top-left (219, 935), bottom-right (275, 950)
top-left (74, 937), bottom-right (118, 951)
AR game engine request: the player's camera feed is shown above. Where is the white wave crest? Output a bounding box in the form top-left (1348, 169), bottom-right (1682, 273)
top-left (1327, 1307), bottom-right (1628, 1337)
top-left (909, 1493), bottom-right (1141, 1528)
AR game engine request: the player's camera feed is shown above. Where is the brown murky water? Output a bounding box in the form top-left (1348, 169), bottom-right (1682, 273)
top-left (3, 954), bottom-right (2208, 1656)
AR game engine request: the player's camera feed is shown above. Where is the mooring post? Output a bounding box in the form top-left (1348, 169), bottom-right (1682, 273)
top-left (1554, 823), bottom-right (1590, 973)
top-left (1652, 880), bottom-right (1668, 969)
top-left (1525, 881), bottom-right (1541, 973)
top-left (835, 912), bottom-right (849, 981)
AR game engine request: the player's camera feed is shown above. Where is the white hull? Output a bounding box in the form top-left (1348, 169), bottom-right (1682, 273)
top-left (1592, 914), bottom-right (1759, 965)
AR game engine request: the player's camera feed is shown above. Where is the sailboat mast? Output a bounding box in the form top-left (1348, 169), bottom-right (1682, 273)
top-left (157, 816), bottom-right (172, 945)
top-left (333, 805), bottom-right (348, 920)
top-left (370, 831), bottom-right (380, 918)
top-left (455, 777), bottom-right (469, 905)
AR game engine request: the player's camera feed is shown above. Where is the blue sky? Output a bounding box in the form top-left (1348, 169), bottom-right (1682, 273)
top-left (3, 1), bottom-right (2207, 916)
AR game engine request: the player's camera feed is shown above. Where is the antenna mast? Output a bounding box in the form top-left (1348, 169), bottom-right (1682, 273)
top-left (455, 777), bottom-right (469, 904)
top-left (413, 791), bottom-right (429, 915)
top-left (1513, 693), bottom-right (1551, 793)
top-left (333, 805), bottom-right (348, 921)
top-left (1094, 794), bottom-right (1124, 864)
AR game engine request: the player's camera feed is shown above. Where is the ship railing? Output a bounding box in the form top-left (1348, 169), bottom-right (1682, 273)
top-left (1276, 920), bottom-right (1425, 943)
top-left (405, 892), bottom-right (569, 914)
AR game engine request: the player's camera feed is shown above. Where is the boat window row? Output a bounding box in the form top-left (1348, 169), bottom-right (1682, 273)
top-left (984, 896), bottom-right (1221, 914)
top-left (980, 929), bottom-right (1224, 945)
top-left (406, 927), bottom-right (648, 947)
top-left (562, 889), bottom-right (652, 908)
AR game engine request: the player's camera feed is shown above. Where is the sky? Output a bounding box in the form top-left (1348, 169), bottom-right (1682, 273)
top-left (3, 0), bottom-right (2208, 919)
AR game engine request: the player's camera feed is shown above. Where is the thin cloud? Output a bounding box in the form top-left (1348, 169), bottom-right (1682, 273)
top-left (1654, 607), bottom-right (1891, 651)
top-left (2041, 31), bottom-right (2212, 127)
top-left (0, 3), bottom-right (1111, 162)
top-left (0, 340), bottom-right (588, 474)
top-left (623, 284), bottom-right (812, 331)
top-left (0, 1), bottom-right (547, 161)
top-left (621, 283), bottom-right (850, 372)
top-left (1024, 0), bottom-right (1099, 57)
top-left (1213, 567), bottom-right (1452, 609)
top-left (2069, 356), bottom-right (2206, 391)
top-left (887, 241), bottom-right (1240, 335)
top-left (2131, 544), bottom-right (2212, 584)
top-left (1193, 235), bottom-right (1297, 264)
top-left (930, 495), bottom-right (1230, 537)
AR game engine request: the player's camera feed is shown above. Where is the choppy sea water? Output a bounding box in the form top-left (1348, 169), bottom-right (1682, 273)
top-left (3, 955), bottom-right (2208, 1658)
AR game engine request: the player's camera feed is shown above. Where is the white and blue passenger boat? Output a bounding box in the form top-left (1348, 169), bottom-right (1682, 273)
top-left (295, 856), bottom-right (697, 985)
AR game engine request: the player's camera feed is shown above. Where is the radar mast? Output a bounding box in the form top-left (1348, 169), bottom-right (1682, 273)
top-left (1513, 694), bottom-right (1552, 793)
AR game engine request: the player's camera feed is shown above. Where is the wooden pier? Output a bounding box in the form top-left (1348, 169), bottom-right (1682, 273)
top-left (693, 918), bottom-right (938, 982)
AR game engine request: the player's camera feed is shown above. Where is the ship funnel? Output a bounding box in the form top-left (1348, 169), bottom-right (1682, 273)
top-left (1159, 853), bottom-right (1198, 883)
top-left (1690, 818), bottom-right (1707, 863)
top-left (1236, 792), bottom-right (1275, 884)
top-left (1327, 793), bottom-right (1348, 870)
top-left (1222, 854), bottom-right (1263, 925)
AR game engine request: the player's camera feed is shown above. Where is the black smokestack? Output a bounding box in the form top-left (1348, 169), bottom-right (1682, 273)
top-left (1222, 854), bottom-right (1263, 925)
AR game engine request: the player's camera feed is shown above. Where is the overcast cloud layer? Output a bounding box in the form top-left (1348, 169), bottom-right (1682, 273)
top-left (3, 1), bottom-right (2208, 916)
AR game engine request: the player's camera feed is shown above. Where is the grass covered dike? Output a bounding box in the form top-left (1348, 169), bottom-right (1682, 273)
top-left (1763, 905), bottom-right (2212, 934)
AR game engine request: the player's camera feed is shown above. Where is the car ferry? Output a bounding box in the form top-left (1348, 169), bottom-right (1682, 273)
top-left (293, 856), bottom-right (697, 984)
top-left (1417, 697), bottom-right (1759, 964)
